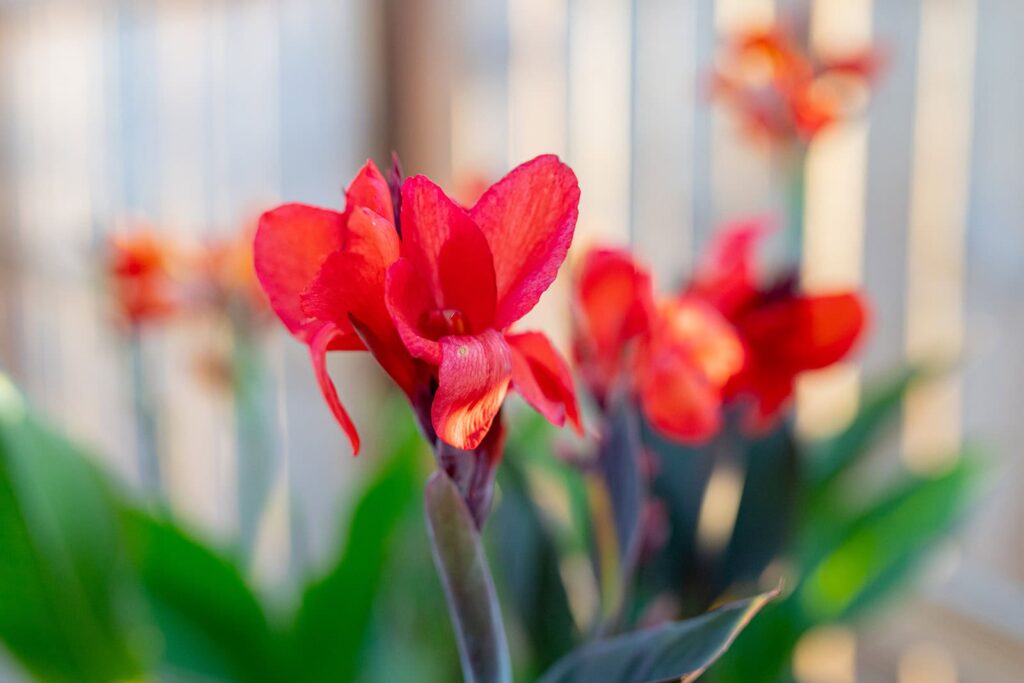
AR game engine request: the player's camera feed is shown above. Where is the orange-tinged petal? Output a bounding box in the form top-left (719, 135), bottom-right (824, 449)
top-left (432, 331), bottom-right (512, 450)
top-left (309, 322), bottom-right (361, 454)
top-left (508, 331), bottom-right (582, 434)
top-left (657, 297), bottom-right (745, 389)
top-left (254, 203), bottom-right (349, 341)
top-left (471, 155), bottom-right (580, 328)
top-left (637, 345), bottom-right (722, 444)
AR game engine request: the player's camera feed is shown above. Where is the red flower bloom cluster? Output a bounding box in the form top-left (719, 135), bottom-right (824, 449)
top-left (710, 22), bottom-right (884, 144)
top-left (107, 225), bottom-right (269, 328)
top-left (574, 220), bottom-right (868, 443)
top-left (254, 155), bottom-right (582, 454)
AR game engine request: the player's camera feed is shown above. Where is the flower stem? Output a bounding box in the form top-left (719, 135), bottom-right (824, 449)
top-left (129, 329), bottom-right (161, 494)
top-left (425, 471), bottom-right (512, 683)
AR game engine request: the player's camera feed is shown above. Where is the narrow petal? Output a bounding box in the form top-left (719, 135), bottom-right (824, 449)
top-left (507, 332), bottom-right (582, 434)
top-left (432, 331), bottom-right (512, 450)
top-left (344, 159), bottom-right (394, 220)
top-left (254, 203), bottom-right (348, 340)
top-left (471, 155), bottom-right (580, 328)
top-left (309, 323), bottom-right (361, 454)
top-left (385, 258), bottom-right (442, 364)
top-left (657, 297), bottom-right (745, 390)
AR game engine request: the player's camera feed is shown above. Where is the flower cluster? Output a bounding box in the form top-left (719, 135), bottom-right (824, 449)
top-left (573, 219), bottom-right (868, 443)
top-left (106, 224), bottom-right (267, 329)
top-left (710, 21), bottom-right (884, 144)
top-left (254, 155), bottom-right (582, 455)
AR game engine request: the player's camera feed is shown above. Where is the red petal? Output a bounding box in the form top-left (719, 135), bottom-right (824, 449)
top-left (507, 331), bottom-right (582, 434)
top-left (385, 258), bottom-right (442, 364)
top-left (432, 331), bottom-right (512, 450)
top-left (400, 175), bottom-right (498, 331)
top-left (656, 297), bottom-right (745, 390)
top-left (573, 248), bottom-right (655, 398)
top-left (309, 323), bottom-right (361, 454)
top-left (690, 218), bottom-right (775, 317)
top-left (637, 344), bottom-right (722, 444)
top-left (345, 160), bottom-right (394, 220)
top-left (254, 204), bottom-right (350, 341)
top-left (471, 155), bottom-right (580, 328)
top-left (741, 292), bottom-right (868, 371)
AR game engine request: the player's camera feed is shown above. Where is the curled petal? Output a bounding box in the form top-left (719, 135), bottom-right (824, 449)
top-left (254, 204), bottom-right (348, 340)
top-left (471, 155), bottom-right (580, 328)
top-left (385, 258), bottom-right (442, 365)
top-left (508, 332), bottom-right (582, 434)
top-left (345, 160), bottom-right (394, 221)
top-left (309, 323), bottom-right (361, 454)
top-left (432, 331), bottom-right (512, 450)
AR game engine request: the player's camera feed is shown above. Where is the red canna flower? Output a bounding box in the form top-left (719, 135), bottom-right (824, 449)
top-left (689, 219), bottom-right (869, 428)
top-left (107, 230), bottom-right (186, 326)
top-left (573, 248), bottom-right (744, 444)
top-left (710, 22), bottom-right (884, 145)
top-left (254, 155), bottom-right (582, 455)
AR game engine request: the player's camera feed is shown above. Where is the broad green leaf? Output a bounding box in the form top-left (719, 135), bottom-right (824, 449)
top-left (0, 375), bottom-right (144, 683)
top-left (289, 413), bottom-right (422, 683)
top-left (806, 367), bottom-right (919, 490)
top-left (425, 471), bottom-right (512, 683)
top-left (537, 590), bottom-right (777, 683)
top-left (120, 509), bottom-right (288, 683)
top-left (798, 451), bottom-right (985, 622)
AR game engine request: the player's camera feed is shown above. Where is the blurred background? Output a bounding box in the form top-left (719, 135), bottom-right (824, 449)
top-left (0, 0), bottom-right (1020, 681)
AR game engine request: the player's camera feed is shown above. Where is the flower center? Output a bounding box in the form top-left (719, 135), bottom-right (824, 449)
top-left (421, 308), bottom-right (469, 339)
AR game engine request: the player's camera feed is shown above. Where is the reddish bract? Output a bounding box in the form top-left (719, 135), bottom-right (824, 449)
top-left (254, 155), bottom-right (582, 454)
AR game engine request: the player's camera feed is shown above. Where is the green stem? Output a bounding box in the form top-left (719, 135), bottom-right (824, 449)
top-left (783, 145), bottom-right (809, 263)
top-left (129, 329), bottom-right (161, 494)
top-left (425, 471), bottom-right (512, 683)
top-left (232, 323), bottom-right (272, 561)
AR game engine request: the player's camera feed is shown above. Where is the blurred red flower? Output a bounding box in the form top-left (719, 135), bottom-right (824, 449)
top-left (573, 248), bottom-right (744, 444)
top-left (255, 155), bottom-right (582, 453)
top-left (689, 219), bottom-right (869, 428)
top-left (710, 22), bottom-right (884, 144)
top-left (107, 230), bottom-right (186, 327)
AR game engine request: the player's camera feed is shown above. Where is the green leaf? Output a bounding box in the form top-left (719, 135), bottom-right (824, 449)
top-left (798, 451), bottom-right (985, 623)
top-left (806, 367), bottom-right (919, 490)
top-left (425, 471), bottom-right (512, 683)
top-left (289, 414), bottom-right (422, 683)
top-left (0, 375), bottom-right (144, 683)
top-left (537, 590), bottom-right (777, 683)
top-left (120, 509), bottom-right (288, 683)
